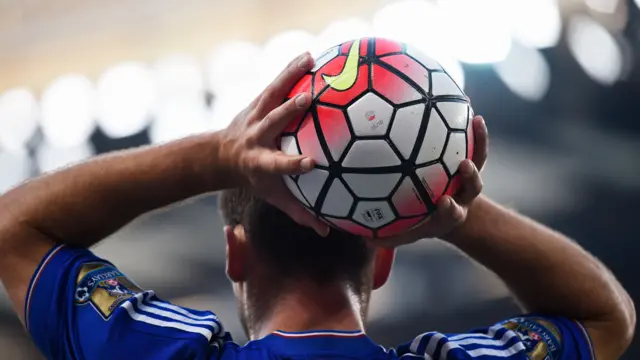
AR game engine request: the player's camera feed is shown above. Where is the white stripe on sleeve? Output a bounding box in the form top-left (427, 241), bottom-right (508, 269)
top-left (121, 294), bottom-right (213, 340)
top-left (466, 342), bottom-right (526, 358)
top-left (147, 298), bottom-right (218, 320)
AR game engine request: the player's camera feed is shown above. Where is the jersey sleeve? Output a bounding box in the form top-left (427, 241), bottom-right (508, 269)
top-left (396, 315), bottom-right (595, 359)
top-left (25, 244), bottom-right (233, 360)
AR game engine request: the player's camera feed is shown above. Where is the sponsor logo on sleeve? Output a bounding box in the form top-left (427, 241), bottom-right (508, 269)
top-left (503, 317), bottom-right (562, 360)
top-left (75, 262), bottom-right (143, 320)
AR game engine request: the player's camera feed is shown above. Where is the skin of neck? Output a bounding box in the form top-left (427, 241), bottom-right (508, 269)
top-left (243, 275), bottom-right (369, 340)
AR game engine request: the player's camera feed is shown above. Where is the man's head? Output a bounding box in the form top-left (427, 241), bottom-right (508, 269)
top-left (218, 188), bottom-right (394, 336)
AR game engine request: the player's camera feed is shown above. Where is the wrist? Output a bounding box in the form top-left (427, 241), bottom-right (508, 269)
top-left (208, 129), bottom-right (248, 190)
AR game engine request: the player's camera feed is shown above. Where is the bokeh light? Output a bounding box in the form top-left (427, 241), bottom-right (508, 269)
top-left (506, 0), bottom-right (562, 49)
top-left (41, 74), bottom-right (97, 147)
top-left (0, 88), bottom-right (40, 152)
top-left (260, 30), bottom-right (316, 89)
top-left (436, 0), bottom-right (512, 64)
top-left (315, 18), bottom-right (372, 56)
top-left (494, 42), bottom-right (551, 102)
top-left (0, 149), bottom-right (30, 193)
top-left (209, 41), bottom-right (263, 98)
top-left (567, 15), bottom-right (623, 86)
top-left (155, 54), bottom-right (205, 100)
top-left (97, 62), bottom-right (156, 138)
top-left (35, 141), bottom-right (94, 174)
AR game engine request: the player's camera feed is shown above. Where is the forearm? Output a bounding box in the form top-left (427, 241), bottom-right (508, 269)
top-left (0, 132), bottom-right (230, 248)
top-left (444, 195), bottom-right (634, 327)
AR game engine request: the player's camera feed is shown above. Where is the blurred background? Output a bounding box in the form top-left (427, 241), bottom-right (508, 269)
top-left (0, 0), bottom-right (639, 358)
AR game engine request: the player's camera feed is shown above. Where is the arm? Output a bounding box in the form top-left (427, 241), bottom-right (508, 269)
top-left (443, 195), bottom-right (636, 359)
top-left (0, 51), bottom-right (325, 326)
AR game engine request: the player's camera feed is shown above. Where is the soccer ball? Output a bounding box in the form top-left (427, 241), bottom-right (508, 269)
top-left (280, 38), bottom-right (474, 238)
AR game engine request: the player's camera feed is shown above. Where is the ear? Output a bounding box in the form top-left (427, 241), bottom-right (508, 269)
top-left (225, 225), bottom-right (248, 283)
top-left (372, 247), bottom-right (395, 290)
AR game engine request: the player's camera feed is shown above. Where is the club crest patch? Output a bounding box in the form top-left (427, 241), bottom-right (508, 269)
top-left (503, 317), bottom-right (562, 360)
top-left (75, 262), bottom-right (143, 320)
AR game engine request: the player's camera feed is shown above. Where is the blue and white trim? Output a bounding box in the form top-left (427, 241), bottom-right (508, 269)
top-left (24, 244), bottom-right (66, 330)
top-left (404, 326), bottom-right (526, 359)
top-left (121, 291), bottom-right (223, 341)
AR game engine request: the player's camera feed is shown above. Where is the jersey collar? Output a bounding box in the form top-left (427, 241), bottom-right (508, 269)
top-left (253, 330), bottom-right (383, 356)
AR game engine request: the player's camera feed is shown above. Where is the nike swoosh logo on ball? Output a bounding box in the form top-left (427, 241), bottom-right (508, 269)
top-left (322, 39), bottom-right (360, 91)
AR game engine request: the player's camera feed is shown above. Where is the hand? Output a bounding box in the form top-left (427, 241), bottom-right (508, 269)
top-left (370, 115), bottom-right (489, 247)
top-left (218, 52), bottom-right (330, 236)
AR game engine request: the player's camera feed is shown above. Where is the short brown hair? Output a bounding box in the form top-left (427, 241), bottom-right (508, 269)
top-left (218, 188), bottom-right (374, 285)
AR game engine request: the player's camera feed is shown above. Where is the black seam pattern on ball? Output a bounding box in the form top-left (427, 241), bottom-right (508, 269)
top-left (408, 102), bottom-right (433, 163)
top-left (432, 95), bottom-right (468, 103)
top-left (291, 175), bottom-right (314, 210)
top-left (408, 172), bottom-right (437, 213)
top-left (440, 133), bottom-right (453, 178)
top-left (339, 165), bottom-right (404, 174)
top-left (373, 58), bottom-right (431, 99)
top-left (313, 171), bottom-right (334, 215)
top-left (384, 107), bottom-right (398, 138)
top-left (367, 37), bottom-right (375, 59)
top-left (433, 104), bottom-right (454, 132)
top-left (311, 105), bottom-right (335, 167)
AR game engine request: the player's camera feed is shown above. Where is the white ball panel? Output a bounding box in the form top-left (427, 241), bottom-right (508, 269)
top-left (391, 177), bottom-right (428, 216)
top-left (405, 44), bottom-right (442, 70)
top-left (416, 109), bottom-right (447, 164)
top-left (312, 45), bottom-right (340, 72)
top-left (431, 72), bottom-right (464, 97)
top-left (280, 136), bottom-right (300, 156)
top-left (415, 163), bottom-right (448, 201)
top-left (437, 101), bottom-right (468, 130)
top-left (284, 175), bottom-right (309, 207)
top-left (353, 201), bottom-right (395, 228)
top-left (297, 168), bottom-right (329, 206)
top-left (443, 132), bottom-right (467, 175)
top-left (343, 173), bottom-right (401, 198)
top-left (389, 103), bottom-right (424, 160)
top-left (347, 92), bottom-right (394, 137)
top-left (321, 178), bottom-right (353, 217)
top-left (342, 140), bottom-right (401, 168)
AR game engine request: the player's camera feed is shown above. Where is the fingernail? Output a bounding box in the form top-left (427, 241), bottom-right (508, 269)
top-left (295, 93), bottom-right (309, 108)
top-left (298, 53), bottom-right (311, 68)
top-left (300, 157), bottom-right (314, 171)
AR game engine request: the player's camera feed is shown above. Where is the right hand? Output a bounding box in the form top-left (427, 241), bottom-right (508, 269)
top-left (217, 52), bottom-right (331, 236)
top-left (369, 115), bottom-right (489, 248)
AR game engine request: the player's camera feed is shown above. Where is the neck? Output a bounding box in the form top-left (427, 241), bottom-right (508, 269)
top-left (252, 281), bottom-right (365, 340)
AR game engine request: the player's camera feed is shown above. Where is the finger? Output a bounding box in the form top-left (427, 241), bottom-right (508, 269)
top-left (426, 196), bottom-right (466, 236)
top-left (250, 149), bottom-right (315, 174)
top-left (253, 52), bottom-right (314, 119)
top-left (268, 191), bottom-right (330, 236)
top-left (471, 116), bottom-right (488, 171)
top-left (258, 92), bottom-right (311, 141)
top-left (454, 160), bottom-right (483, 205)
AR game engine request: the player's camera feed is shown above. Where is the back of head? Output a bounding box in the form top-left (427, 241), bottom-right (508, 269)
top-left (219, 188), bottom-right (374, 287)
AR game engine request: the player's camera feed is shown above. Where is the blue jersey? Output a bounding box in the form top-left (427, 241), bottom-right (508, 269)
top-left (26, 245), bottom-right (595, 360)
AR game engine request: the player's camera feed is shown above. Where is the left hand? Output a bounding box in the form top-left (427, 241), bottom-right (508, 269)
top-left (369, 115), bottom-right (489, 248)
top-left (217, 52), bottom-right (330, 236)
